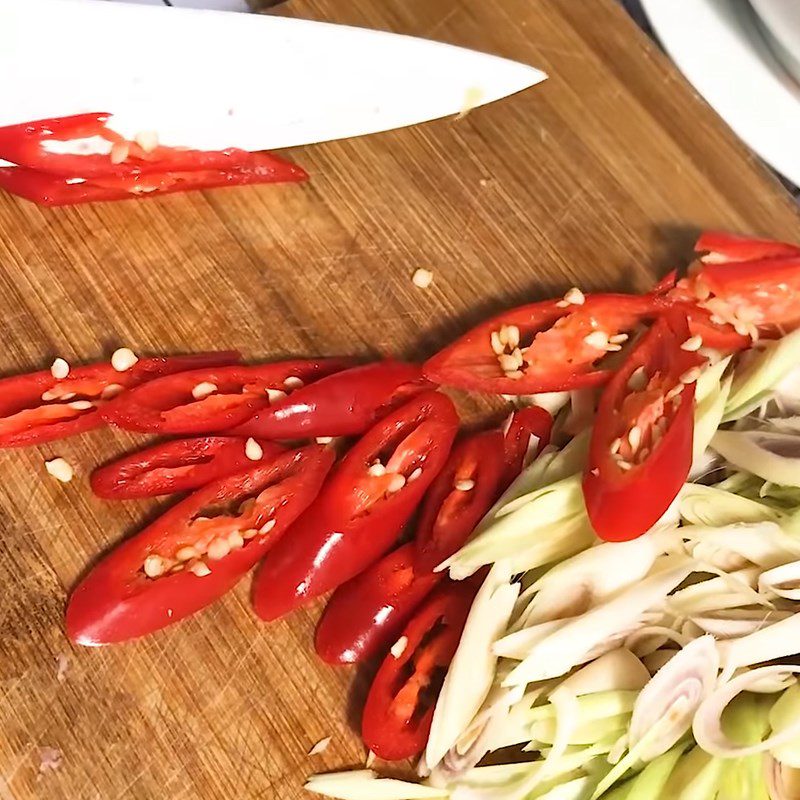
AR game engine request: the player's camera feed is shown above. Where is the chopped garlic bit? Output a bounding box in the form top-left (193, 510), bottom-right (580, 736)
top-left (412, 268), bottom-right (434, 289)
top-left (38, 746), bottom-right (62, 773)
top-left (45, 458), bottom-right (74, 483)
top-left (391, 636), bottom-right (409, 659)
top-left (308, 736), bottom-right (332, 756)
top-left (55, 654), bottom-right (69, 684)
top-left (111, 347), bottom-right (139, 372)
top-left (50, 358), bottom-right (69, 380)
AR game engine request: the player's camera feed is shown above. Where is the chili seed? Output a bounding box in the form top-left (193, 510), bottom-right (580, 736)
top-left (50, 358), bottom-right (69, 380)
top-left (143, 555), bottom-right (166, 578)
top-left (245, 438), bottom-right (263, 461)
top-left (111, 348), bottom-right (139, 372)
top-left (192, 382), bottom-right (218, 400)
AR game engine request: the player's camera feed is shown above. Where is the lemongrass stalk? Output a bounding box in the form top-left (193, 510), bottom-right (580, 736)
top-left (679, 483), bottom-right (779, 527)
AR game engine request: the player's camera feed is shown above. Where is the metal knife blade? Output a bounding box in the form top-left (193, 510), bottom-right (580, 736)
top-left (0, 0), bottom-right (546, 158)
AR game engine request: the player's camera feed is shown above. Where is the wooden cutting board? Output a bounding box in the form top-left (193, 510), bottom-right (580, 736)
top-left (0, 0), bottom-right (798, 798)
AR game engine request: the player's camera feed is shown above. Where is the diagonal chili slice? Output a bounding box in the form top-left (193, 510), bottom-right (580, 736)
top-left (66, 444), bottom-right (334, 645)
top-left (99, 359), bottom-right (351, 435)
top-left (231, 361), bottom-right (432, 440)
top-left (90, 436), bottom-right (283, 500)
top-left (499, 405), bottom-right (553, 490)
top-left (361, 579), bottom-right (478, 761)
top-left (582, 314), bottom-right (704, 542)
top-left (252, 391), bottom-right (459, 622)
top-left (0, 351), bottom-right (240, 447)
top-left (424, 293), bottom-right (657, 395)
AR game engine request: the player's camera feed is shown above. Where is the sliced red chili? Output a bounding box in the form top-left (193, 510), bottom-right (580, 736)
top-left (0, 351), bottom-right (240, 447)
top-left (414, 430), bottom-right (505, 574)
top-left (100, 359), bottom-right (350, 435)
top-left (583, 314), bottom-right (704, 542)
top-left (0, 113), bottom-right (305, 179)
top-left (66, 444), bottom-right (334, 645)
top-left (0, 156), bottom-right (307, 207)
top-left (662, 233), bottom-right (800, 347)
top-left (91, 436), bottom-right (283, 500)
top-left (424, 294), bottom-right (656, 395)
top-left (361, 580), bottom-right (477, 761)
top-left (252, 391), bottom-right (459, 622)
top-left (500, 406), bottom-right (553, 489)
top-left (232, 361), bottom-right (432, 440)
top-left (314, 542), bottom-right (441, 665)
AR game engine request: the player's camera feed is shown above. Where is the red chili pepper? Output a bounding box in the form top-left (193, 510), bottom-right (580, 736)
top-left (314, 542), bottom-right (441, 665)
top-left (500, 406), bottom-right (553, 489)
top-left (414, 430), bottom-right (506, 574)
top-left (583, 314), bottom-right (704, 542)
top-left (0, 156), bottom-right (306, 207)
top-left (0, 113), bottom-right (305, 179)
top-left (361, 579), bottom-right (477, 761)
top-left (314, 429), bottom-right (505, 665)
top-left (424, 294), bottom-right (656, 395)
top-left (252, 391), bottom-right (459, 622)
top-left (231, 361), bottom-right (432, 440)
top-left (100, 359), bottom-right (350, 436)
top-left (91, 436), bottom-right (283, 500)
top-left (694, 231), bottom-right (800, 264)
top-left (0, 351), bottom-right (239, 448)
top-left (66, 444), bottom-right (334, 645)
top-left (662, 233), bottom-right (800, 348)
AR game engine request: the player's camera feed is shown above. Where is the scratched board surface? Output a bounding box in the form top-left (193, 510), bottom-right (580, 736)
top-left (0, 0), bottom-right (798, 798)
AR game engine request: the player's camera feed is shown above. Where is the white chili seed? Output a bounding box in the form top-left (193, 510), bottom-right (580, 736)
top-left (605, 343), bottom-right (622, 352)
top-left (207, 538), bottom-right (231, 561)
top-left (245, 438), bottom-right (263, 461)
top-left (134, 130), bottom-right (159, 153)
top-left (189, 561), bottom-right (212, 577)
top-left (584, 331), bottom-right (609, 349)
top-left (610, 437), bottom-right (622, 455)
top-left (628, 366), bottom-right (648, 391)
top-left (143, 555), bottom-right (165, 578)
top-left (455, 479), bottom-right (475, 492)
top-left (680, 367), bottom-right (701, 385)
top-left (41, 389), bottom-right (59, 401)
top-left (316, 436), bottom-right (334, 445)
top-left (68, 400), bottom-right (93, 411)
top-left (490, 331), bottom-right (505, 355)
top-left (387, 474), bottom-right (406, 494)
top-left (284, 376), bottom-right (304, 390)
top-left (498, 325), bottom-right (509, 346)
top-left (101, 383), bottom-right (125, 400)
top-left (111, 348), bottom-right (139, 372)
top-left (556, 300), bottom-right (571, 308)
top-left (627, 426), bottom-right (642, 452)
top-left (564, 287), bottom-right (585, 306)
top-left (680, 335), bottom-right (703, 352)
top-left (367, 463), bottom-right (386, 477)
top-left (505, 325), bottom-right (521, 350)
top-left (407, 467), bottom-right (423, 483)
top-left (110, 142), bottom-right (130, 164)
top-left (266, 388), bottom-right (287, 403)
top-left (50, 358), bottom-right (69, 380)
top-left (45, 457), bottom-right (73, 483)
top-left (609, 334), bottom-right (629, 344)
top-left (412, 268), bottom-right (433, 289)
top-left (243, 529), bottom-right (259, 540)
top-left (618, 461), bottom-right (633, 471)
top-left (192, 382), bottom-right (218, 400)
top-left (498, 353), bottom-right (522, 372)
top-left (505, 370), bottom-right (524, 380)
top-left (176, 546), bottom-right (200, 562)
top-left (391, 636), bottom-right (409, 659)
top-left (228, 531), bottom-right (245, 550)
top-left (259, 519), bottom-right (276, 534)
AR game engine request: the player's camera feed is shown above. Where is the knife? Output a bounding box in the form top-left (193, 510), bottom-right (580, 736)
top-left (0, 0), bottom-right (546, 162)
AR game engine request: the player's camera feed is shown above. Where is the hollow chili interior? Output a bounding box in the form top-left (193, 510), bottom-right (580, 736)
top-left (67, 445), bottom-right (334, 645)
top-left (583, 315), bottom-right (704, 541)
top-left (424, 294), bottom-right (656, 394)
top-left (100, 359), bottom-right (349, 434)
top-left (361, 581), bottom-right (476, 760)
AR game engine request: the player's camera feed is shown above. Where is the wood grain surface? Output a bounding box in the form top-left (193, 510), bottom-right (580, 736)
top-left (0, 0), bottom-right (798, 798)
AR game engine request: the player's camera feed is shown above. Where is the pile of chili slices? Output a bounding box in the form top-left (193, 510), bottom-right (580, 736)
top-left (4, 230), bottom-right (795, 779)
top-left (0, 113), bottom-right (306, 206)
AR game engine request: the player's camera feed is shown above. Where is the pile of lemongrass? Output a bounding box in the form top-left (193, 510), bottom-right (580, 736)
top-left (306, 331), bottom-right (800, 800)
